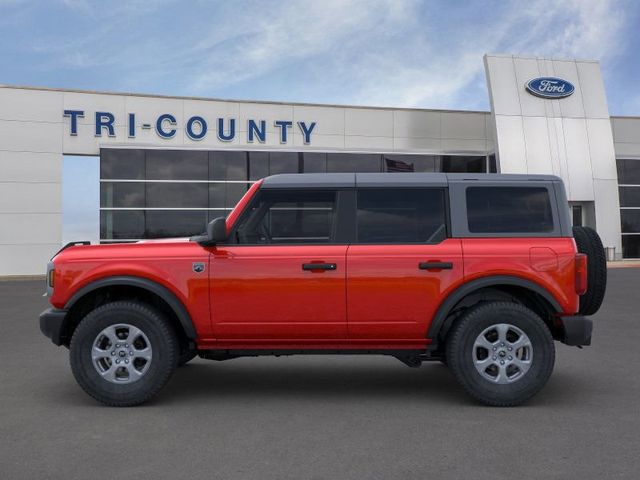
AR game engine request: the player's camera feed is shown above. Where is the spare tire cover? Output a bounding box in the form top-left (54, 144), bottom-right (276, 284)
top-left (572, 226), bottom-right (607, 315)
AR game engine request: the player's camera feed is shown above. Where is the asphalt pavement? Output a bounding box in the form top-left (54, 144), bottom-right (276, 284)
top-left (1, 269), bottom-right (639, 480)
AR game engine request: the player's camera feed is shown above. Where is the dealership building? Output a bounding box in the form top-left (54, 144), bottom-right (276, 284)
top-left (2, 53), bottom-right (640, 276)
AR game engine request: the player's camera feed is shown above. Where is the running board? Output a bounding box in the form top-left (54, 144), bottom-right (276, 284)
top-left (197, 349), bottom-right (440, 367)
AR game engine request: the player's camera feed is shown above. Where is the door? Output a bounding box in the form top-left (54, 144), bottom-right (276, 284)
top-left (346, 188), bottom-right (464, 342)
top-left (210, 188), bottom-right (348, 342)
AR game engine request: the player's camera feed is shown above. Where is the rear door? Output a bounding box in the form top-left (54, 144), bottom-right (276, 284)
top-left (210, 188), bottom-right (348, 341)
top-left (346, 187), bottom-right (463, 343)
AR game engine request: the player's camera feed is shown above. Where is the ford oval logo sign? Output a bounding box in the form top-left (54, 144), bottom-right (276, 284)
top-left (526, 77), bottom-right (575, 99)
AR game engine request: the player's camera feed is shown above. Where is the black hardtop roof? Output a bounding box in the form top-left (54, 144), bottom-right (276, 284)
top-left (261, 172), bottom-right (562, 189)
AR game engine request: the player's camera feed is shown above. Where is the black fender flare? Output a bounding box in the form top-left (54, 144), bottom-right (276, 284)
top-left (427, 275), bottom-right (562, 344)
top-left (65, 276), bottom-right (197, 340)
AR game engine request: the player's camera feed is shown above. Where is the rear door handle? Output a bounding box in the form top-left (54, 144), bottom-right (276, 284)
top-left (302, 263), bottom-right (337, 271)
top-left (419, 262), bottom-right (453, 270)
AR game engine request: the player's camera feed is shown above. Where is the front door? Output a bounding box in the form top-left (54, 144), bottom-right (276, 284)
top-left (210, 188), bottom-right (347, 344)
top-left (346, 188), bottom-right (464, 345)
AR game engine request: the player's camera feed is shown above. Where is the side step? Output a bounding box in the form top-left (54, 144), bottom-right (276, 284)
top-left (198, 349), bottom-right (440, 367)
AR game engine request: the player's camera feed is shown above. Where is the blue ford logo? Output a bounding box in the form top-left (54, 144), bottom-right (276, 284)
top-left (526, 77), bottom-right (575, 99)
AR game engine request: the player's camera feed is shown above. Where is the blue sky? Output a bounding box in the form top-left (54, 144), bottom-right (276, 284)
top-left (1, 0), bottom-right (639, 114)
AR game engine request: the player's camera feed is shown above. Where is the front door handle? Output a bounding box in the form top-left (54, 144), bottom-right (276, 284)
top-left (419, 261), bottom-right (453, 271)
top-left (302, 263), bottom-right (337, 271)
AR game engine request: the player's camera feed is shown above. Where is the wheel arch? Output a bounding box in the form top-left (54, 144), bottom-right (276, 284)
top-left (428, 275), bottom-right (562, 348)
top-left (61, 276), bottom-right (196, 347)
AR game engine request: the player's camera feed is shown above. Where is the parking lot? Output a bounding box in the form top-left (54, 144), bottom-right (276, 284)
top-left (1, 268), bottom-right (639, 480)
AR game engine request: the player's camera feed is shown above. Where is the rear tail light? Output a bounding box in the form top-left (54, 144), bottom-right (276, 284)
top-left (575, 253), bottom-right (588, 295)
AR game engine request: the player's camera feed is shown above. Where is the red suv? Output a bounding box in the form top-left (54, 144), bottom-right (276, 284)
top-left (39, 173), bottom-right (606, 406)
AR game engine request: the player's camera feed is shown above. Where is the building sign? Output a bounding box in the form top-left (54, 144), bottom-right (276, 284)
top-left (63, 110), bottom-right (317, 144)
top-left (525, 77), bottom-right (575, 99)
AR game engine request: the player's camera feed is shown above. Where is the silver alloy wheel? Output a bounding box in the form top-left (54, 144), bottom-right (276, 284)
top-left (472, 323), bottom-right (533, 384)
top-left (91, 324), bottom-right (153, 384)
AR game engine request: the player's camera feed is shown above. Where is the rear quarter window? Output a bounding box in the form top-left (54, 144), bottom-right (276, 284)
top-left (466, 186), bottom-right (554, 233)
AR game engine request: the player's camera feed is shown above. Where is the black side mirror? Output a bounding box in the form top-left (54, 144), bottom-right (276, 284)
top-left (191, 216), bottom-right (227, 246)
top-left (207, 217), bottom-right (227, 244)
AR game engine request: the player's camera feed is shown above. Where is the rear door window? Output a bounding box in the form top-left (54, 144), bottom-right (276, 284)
top-left (466, 186), bottom-right (553, 233)
top-left (356, 188), bottom-right (447, 243)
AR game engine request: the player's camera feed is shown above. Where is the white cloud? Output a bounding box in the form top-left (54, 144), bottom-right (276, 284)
top-left (24, 0), bottom-right (631, 110)
top-left (188, 0), bottom-right (417, 93)
top-left (347, 0), bottom-right (628, 108)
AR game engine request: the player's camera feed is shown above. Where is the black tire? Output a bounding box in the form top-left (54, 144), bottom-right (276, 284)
top-left (572, 226), bottom-right (607, 315)
top-left (70, 301), bottom-right (178, 407)
top-left (446, 301), bottom-right (555, 407)
top-left (178, 348), bottom-right (197, 367)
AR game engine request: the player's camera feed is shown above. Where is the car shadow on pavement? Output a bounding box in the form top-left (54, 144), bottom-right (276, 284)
top-left (156, 359), bottom-right (582, 407)
top-left (161, 360), bottom-right (467, 404)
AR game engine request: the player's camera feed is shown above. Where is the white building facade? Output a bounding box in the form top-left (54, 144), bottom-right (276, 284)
top-left (1, 54), bottom-right (640, 276)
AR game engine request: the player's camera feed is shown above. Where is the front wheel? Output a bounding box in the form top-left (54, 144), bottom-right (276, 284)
top-left (70, 301), bottom-right (178, 407)
top-left (446, 301), bottom-right (555, 407)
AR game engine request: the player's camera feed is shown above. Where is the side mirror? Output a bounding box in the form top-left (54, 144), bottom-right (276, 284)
top-left (206, 216), bottom-right (227, 244)
top-left (191, 217), bottom-right (227, 246)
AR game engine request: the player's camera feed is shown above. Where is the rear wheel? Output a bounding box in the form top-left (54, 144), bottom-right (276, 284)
top-left (70, 301), bottom-right (178, 407)
top-left (573, 226), bottom-right (607, 315)
top-left (446, 301), bottom-right (555, 406)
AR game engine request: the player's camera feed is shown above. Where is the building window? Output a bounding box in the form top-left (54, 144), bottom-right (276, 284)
top-left (326, 153), bottom-right (382, 172)
top-left (617, 158), bottom-right (640, 258)
top-left (488, 154), bottom-right (497, 173)
top-left (572, 205), bottom-right (583, 227)
top-left (622, 236), bottom-right (640, 258)
top-left (617, 159), bottom-right (640, 185)
top-left (442, 155), bottom-right (487, 173)
top-left (383, 155), bottom-right (438, 172)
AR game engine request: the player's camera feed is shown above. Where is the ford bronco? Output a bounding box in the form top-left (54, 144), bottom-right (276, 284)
top-left (39, 173), bottom-right (606, 406)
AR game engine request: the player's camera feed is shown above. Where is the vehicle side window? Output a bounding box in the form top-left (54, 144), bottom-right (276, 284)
top-left (356, 188), bottom-right (447, 244)
top-left (234, 190), bottom-right (336, 244)
top-left (466, 186), bottom-right (553, 233)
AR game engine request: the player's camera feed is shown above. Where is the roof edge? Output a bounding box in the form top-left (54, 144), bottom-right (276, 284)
top-left (0, 83), bottom-right (490, 115)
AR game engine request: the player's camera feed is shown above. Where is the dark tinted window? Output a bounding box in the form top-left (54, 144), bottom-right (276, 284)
top-left (383, 155), bottom-right (436, 172)
top-left (327, 153), bottom-right (381, 173)
top-left (303, 152), bottom-right (327, 173)
top-left (146, 183), bottom-right (208, 208)
top-left (621, 210), bottom-right (640, 233)
top-left (269, 152), bottom-right (299, 175)
top-left (356, 189), bottom-right (446, 243)
top-left (617, 159), bottom-right (640, 185)
top-left (442, 155), bottom-right (486, 173)
top-left (146, 150), bottom-right (208, 180)
top-left (144, 211), bottom-right (208, 238)
top-left (100, 182), bottom-right (145, 208)
top-left (619, 187), bottom-right (640, 207)
top-left (466, 187), bottom-right (553, 233)
top-left (489, 154), bottom-right (497, 173)
top-left (210, 151), bottom-right (248, 181)
top-left (622, 236), bottom-right (640, 258)
top-left (100, 210), bottom-right (145, 239)
top-left (572, 205), bottom-right (583, 227)
top-left (248, 151), bottom-right (269, 180)
top-left (100, 149), bottom-right (145, 179)
top-left (234, 190), bottom-right (336, 244)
